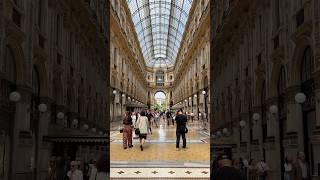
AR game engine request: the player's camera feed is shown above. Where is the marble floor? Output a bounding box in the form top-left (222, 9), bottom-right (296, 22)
top-left (110, 118), bottom-right (210, 179)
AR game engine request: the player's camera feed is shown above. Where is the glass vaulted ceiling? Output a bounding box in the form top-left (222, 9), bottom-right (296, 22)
top-left (127, 0), bottom-right (193, 68)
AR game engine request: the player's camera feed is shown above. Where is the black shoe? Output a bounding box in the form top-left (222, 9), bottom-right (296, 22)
top-left (124, 147), bottom-right (127, 149)
top-left (140, 145), bottom-right (143, 151)
top-left (129, 145), bottom-right (133, 148)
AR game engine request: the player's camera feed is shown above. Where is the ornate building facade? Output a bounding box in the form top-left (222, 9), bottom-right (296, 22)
top-left (172, 0), bottom-right (210, 128)
top-left (211, 0), bottom-right (320, 179)
top-left (0, 0), bottom-right (109, 179)
top-left (110, 0), bottom-right (148, 129)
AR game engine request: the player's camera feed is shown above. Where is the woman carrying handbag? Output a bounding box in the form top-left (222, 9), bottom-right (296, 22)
top-left (135, 110), bottom-right (149, 151)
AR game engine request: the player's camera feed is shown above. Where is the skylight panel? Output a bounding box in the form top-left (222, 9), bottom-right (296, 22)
top-left (127, 0), bottom-right (193, 68)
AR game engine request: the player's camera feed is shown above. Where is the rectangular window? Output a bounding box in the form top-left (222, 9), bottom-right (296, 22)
top-left (38, 0), bottom-right (42, 27)
top-left (274, 0), bottom-right (280, 28)
top-left (257, 54), bottom-right (262, 65)
top-left (12, 8), bottom-right (21, 27)
top-left (69, 33), bottom-right (73, 58)
top-left (296, 8), bottom-right (304, 27)
top-left (57, 53), bottom-right (62, 65)
top-left (274, 35), bottom-right (279, 50)
top-left (56, 15), bottom-right (60, 45)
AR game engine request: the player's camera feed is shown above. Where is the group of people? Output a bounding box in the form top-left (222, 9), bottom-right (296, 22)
top-left (122, 108), bottom-right (189, 151)
top-left (212, 151), bottom-right (311, 180)
top-left (122, 110), bottom-right (151, 151)
top-left (46, 155), bottom-right (108, 180)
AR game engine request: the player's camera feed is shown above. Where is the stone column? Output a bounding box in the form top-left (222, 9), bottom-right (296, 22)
top-left (10, 85), bottom-right (32, 180)
top-left (240, 113), bottom-right (250, 143)
top-left (252, 106), bottom-right (262, 141)
top-left (36, 111), bottom-right (50, 180)
top-left (286, 86), bottom-right (304, 151)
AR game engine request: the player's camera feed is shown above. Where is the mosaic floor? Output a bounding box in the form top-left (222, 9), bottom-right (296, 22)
top-left (110, 119), bottom-right (210, 179)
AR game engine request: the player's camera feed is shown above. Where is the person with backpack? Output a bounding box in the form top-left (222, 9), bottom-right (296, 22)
top-left (122, 112), bottom-right (133, 149)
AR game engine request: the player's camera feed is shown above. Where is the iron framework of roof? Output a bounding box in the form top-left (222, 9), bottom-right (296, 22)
top-left (127, 0), bottom-right (193, 68)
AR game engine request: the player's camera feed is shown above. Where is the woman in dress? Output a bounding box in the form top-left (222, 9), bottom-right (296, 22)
top-left (135, 110), bottom-right (149, 151)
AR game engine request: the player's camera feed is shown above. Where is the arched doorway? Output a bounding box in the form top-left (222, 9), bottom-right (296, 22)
top-left (154, 91), bottom-right (166, 111)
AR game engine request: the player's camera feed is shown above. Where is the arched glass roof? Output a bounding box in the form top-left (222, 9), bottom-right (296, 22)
top-left (127, 0), bottom-right (193, 68)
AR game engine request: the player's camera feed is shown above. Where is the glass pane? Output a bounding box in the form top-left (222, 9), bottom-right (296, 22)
top-left (127, 0), bottom-right (193, 68)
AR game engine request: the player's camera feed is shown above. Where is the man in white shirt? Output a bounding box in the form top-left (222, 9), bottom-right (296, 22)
top-left (284, 157), bottom-right (293, 180)
top-left (131, 112), bottom-right (138, 138)
top-left (67, 161), bottom-right (83, 180)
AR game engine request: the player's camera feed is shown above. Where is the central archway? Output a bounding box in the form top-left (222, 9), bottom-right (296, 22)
top-left (154, 91), bottom-right (166, 111)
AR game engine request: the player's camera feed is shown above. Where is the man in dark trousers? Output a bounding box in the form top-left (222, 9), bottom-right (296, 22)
top-left (166, 110), bottom-right (171, 126)
top-left (175, 109), bottom-right (187, 151)
top-left (212, 154), bottom-right (246, 180)
top-left (146, 110), bottom-right (153, 134)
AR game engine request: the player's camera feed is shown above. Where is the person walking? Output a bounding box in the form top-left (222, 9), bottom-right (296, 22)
top-left (94, 155), bottom-right (108, 180)
top-left (83, 163), bottom-right (90, 180)
top-left (256, 159), bottom-right (269, 180)
top-left (146, 110), bottom-right (153, 134)
top-left (67, 161), bottom-right (83, 180)
top-left (293, 151), bottom-right (310, 180)
top-left (190, 112), bottom-right (194, 123)
top-left (122, 112), bottom-right (133, 149)
top-left (136, 110), bottom-right (149, 151)
top-left (175, 110), bottom-right (188, 151)
top-left (166, 110), bottom-right (171, 126)
top-left (240, 157), bottom-right (249, 178)
top-left (284, 157), bottom-right (293, 180)
top-left (154, 111), bottom-right (159, 128)
top-left (212, 154), bottom-right (246, 180)
top-left (46, 157), bottom-right (57, 180)
top-left (166, 110), bottom-right (170, 127)
top-left (131, 112), bottom-right (138, 138)
top-left (248, 159), bottom-right (257, 180)
top-left (88, 159), bottom-right (97, 180)
top-left (131, 112), bottom-right (137, 128)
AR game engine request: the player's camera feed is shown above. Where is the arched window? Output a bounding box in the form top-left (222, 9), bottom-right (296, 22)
top-left (31, 66), bottom-right (41, 131)
top-left (204, 76), bottom-right (208, 88)
top-left (278, 66), bottom-right (287, 132)
top-left (4, 46), bottom-right (17, 83)
top-left (156, 71), bottom-right (164, 86)
top-left (278, 66), bottom-right (286, 95)
top-left (32, 66), bottom-right (40, 96)
top-left (261, 80), bottom-right (267, 143)
top-left (1, 46), bottom-right (17, 100)
top-left (301, 46), bottom-right (314, 82)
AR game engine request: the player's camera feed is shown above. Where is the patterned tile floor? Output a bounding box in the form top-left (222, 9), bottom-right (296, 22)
top-left (110, 119), bottom-right (210, 179)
